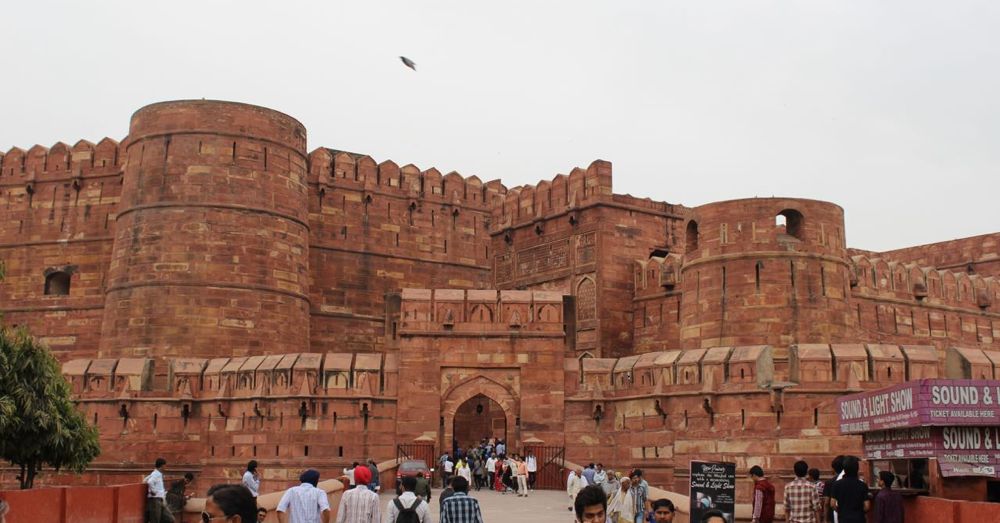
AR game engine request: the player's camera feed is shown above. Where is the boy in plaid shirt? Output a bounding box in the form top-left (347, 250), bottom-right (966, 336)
top-left (785, 461), bottom-right (820, 523)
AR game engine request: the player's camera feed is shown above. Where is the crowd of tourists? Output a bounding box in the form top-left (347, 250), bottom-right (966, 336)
top-left (436, 438), bottom-right (537, 495)
top-left (571, 482), bottom-right (677, 523)
top-left (742, 455), bottom-right (903, 523)
top-left (566, 463), bottom-right (663, 523)
top-left (140, 451), bottom-right (906, 523)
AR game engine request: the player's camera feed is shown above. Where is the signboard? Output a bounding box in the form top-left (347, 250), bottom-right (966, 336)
top-left (864, 426), bottom-right (1000, 459)
top-left (838, 379), bottom-right (1000, 434)
top-left (690, 461), bottom-right (735, 523)
top-left (939, 462), bottom-right (1000, 479)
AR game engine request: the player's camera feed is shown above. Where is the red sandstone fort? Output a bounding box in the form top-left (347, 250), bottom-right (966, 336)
top-left (1, 100), bottom-right (998, 500)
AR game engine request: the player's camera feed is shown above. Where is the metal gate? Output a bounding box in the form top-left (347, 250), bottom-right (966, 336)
top-left (396, 443), bottom-right (436, 467)
top-left (525, 445), bottom-right (566, 490)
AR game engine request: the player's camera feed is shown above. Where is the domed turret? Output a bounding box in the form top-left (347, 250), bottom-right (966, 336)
top-left (679, 198), bottom-right (854, 349)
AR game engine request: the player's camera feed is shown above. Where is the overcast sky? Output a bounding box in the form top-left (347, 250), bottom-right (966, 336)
top-left (2, 1), bottom-right (997, 251)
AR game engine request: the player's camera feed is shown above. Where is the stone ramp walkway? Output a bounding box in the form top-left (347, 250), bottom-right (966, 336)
top-left (378, 488), bottom-right (575, 522)
top-left (377, 488), bottom-right (694, 523)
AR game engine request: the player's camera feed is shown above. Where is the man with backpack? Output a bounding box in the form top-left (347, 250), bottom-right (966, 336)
top-left (383, 476), bottom-right (431, 523)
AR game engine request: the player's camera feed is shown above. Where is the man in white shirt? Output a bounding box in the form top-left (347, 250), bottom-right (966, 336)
top-left (383, 476), bottom-right (431, 523)
top-left (344, 462), bottom-right (359, 489)
top-left (485, 456), bottom-right (497, 489)
top-left (443, 458), bottom-right (454, 489)
top-left (566, 467), bottom-right (588, 512)
top-left (525, 451), bottom-right (537, 491)
top-left (278, 469), bottom-right (331, 523)
top-left (144, 457), bottom-right (174, 523)
top-left (243, 460), bottom-right (261, 499)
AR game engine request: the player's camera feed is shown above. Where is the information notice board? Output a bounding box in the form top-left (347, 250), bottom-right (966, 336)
top-left (690, 461), bottom-right (736, 523)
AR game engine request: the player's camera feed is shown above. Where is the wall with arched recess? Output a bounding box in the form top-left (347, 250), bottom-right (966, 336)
top-left (442, 376), bottom-right (519, 452)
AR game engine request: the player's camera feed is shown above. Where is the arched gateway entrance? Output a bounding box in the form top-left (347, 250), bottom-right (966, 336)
top-left (441, 376), bottom-right (518, 457)
top-left (453, 395), bottom-right (506, 452)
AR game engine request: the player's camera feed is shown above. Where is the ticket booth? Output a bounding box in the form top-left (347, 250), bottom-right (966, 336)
top-left (837, 379), bottom-right (1000, 502)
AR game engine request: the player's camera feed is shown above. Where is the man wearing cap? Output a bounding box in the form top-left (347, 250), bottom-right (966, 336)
top-left (278, 469), bottom-right (331, 523)
top-left (336, 464), bottom-right (381, 523)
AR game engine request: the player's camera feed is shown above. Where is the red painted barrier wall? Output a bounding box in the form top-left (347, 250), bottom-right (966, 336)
top-left (0, 483), bottom-right (146, 523)
top-left (902, 495), bottom-right (997, 523)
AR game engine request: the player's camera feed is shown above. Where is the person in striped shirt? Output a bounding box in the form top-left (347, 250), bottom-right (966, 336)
top-left (336, 466), bottom-right (380, 523)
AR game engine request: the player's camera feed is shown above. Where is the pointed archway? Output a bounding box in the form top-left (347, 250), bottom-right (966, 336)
top-left (441, 376), bottom-right (518, 457)
top-left (452, 394), bottom-right (507, 454)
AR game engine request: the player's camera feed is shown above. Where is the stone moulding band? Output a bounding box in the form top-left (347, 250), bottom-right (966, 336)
top-left (104, 280), bottom-right (311, 303)
top-left (74, 395), bottom-right (397, 404)
top-left (0, 304), bottom-right (104, 313)
top-left (310, 243), bottom-right (489, 270)
top-left (680, 250), bottom-right (852, 271)
top-left (398, 331), bottom-right (565, 338)
top-left (0, 171), bottom-right (122, 187)
top-left (125, 131), bottom-right (308, 162)
top-left (114, 202), bottom-right (310, 230)
top-left (309, 310), bottom-right (384, 322)
top-left (852, 294), bottom-right (1000, 319)
top-left (488, 200), bottom-right (687, 233)
top-left (305, 181), bottom-right (494, 213)
top-left (0, 236), bottom-right (113, 248)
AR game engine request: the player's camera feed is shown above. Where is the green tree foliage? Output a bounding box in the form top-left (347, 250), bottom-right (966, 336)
top-left (0, 326), bottom-right (100, 488)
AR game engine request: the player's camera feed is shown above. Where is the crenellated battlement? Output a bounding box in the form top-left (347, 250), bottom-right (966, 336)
top-left (306, 148), bottom-right (506, 210)
top-left (491, 160), bottom-right (612, 230)
top-left (850, 254), bottom-right (999, 313)
top-left (1, 138), bottom-right (123, 181)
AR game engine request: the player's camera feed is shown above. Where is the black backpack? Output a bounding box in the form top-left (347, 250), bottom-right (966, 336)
top-left (393, 497), bottom-right (423, 523)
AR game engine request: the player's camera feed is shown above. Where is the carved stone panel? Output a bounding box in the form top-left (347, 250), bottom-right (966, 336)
top-left (575, 232), bottom-right (597, 266)
top-left (517, 239), bottom-right (570, 277)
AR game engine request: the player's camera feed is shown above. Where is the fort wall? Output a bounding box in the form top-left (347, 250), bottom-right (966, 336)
top-left (305, 149), bottom-right (497, 352)
top-left (0, 138), bottom-right (123, 359)
top-left (1, 100), bottom-right (998, 503)
top-left (489, 161), bottom-right (690, 357)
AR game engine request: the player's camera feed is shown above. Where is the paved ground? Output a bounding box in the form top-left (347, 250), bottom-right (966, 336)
top-left (378, 488), bottom-right (575, 522)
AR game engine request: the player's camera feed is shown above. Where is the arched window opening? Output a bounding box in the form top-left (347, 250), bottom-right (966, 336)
top-left (44, 271), bottom-right (71, 296)
top-left (685, 221), bottom-right (699, 252)
top-left (776, 209), bottom-right (804, 240)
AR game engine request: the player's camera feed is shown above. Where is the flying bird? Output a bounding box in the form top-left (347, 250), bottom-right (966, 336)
top-left (399, 56), bottom-right (417, 71)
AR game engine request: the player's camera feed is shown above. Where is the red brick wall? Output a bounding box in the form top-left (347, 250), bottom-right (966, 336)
top-left (489, 161), bottom-right (691, 358)
top-left (0, 483), bottom-right (145, 523)
top-left (0, 138), bottom-right (122, 359)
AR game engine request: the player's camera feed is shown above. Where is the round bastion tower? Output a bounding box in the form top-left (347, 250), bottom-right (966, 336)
top-left (99, 100), bottom-right (311, 359)
top-left (679, 198), bottom-right (855, 350)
